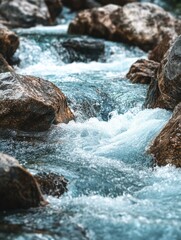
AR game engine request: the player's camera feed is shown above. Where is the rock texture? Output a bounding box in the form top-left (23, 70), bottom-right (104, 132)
top-left (0, 153), bottom-right (47, 211)
top-left (126, 59), bottom-right (159, 84)
top-left (44, 0), bottom-right (62, 23)
top-left (0, 0), bottom-right (62, 27)
top-left (62, 0), bottom-right (101, 11)
top-left (149, 103), bottom-right (181, 167)
top-left (68, 3), bottom-right (181, 51)
top-left (0, 72), bottom-right (74, 132)
top-left (0, 26), bottom-right (19, 62)
top-left (59, 38), bottom-right (105, 62)
top-left (145, 35), bottom-right (181, 110)
top-left (34, 172), bottom-right (68, 198)
top-left (148, 35), bottom-right (175, 63)
top-left (96, 0), bottom-right (136, 6)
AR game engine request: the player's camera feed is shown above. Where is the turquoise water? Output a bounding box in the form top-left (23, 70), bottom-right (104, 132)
top-left (0, 23), bottom-right (178, 240)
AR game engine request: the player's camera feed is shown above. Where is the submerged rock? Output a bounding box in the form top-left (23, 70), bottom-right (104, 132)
top-left (149, 103), bottom-right (181, 167)
top-left (68, 3), bottom-right (181, 51)
top-left (0, 153), bottom-right (47, 211)
top-left (0, 72), bottom-right (74, 132)
top-left (59, 38), bottom-right (105, 62)
top-left (126, 59), bottom-right (159, 84)
top-left (145, 35), bottom-right (181, 110)
top-left (34, 172), bottom-right (68, 198)
top-left (0, 26), bottom-right (19, 62)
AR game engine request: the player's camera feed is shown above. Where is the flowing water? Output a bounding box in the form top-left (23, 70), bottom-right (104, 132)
top-left (1, 15), bottom-right (180, 240)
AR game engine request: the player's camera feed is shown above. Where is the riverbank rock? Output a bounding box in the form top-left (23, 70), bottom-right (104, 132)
top-left (0, 26), bottom-right (19, 62)
top-left (148, 35), bottom-right (176, 63)
top-left (62, 0), bottom-right (101, 11)
top-left (149, 103), bottom-right (181, 167)
top-left (126, 59), bottom-right (159, 84)
top-left (0, 153), bottom-right (47, 211)
top-left (62, 0), bottom-right (136, 11)
top-left (68, 3), bottom-right (181, 51)
top-left (0, 72), bottom-right (74, 132)
top-left (44, 0), bottom-right (62, 23)
top-left (96, 0), bottom-right (136, 6)
top-left (34, 172), bottom-right (68, 198)
top-left (58, 38), bottom-right (105, 62)
top-left (0, 0), bottom-right (62, 28)
top-left (145, 35), bottom-right (181, 110)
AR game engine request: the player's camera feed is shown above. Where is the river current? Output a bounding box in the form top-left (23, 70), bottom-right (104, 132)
top-left (0, 9), bottom-right (180, 240)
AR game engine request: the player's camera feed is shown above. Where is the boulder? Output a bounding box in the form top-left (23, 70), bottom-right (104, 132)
top-left (126, 59), bottom-right (159, 84)
top-left (148, 35), bottom-right (175, 63)
top-left (59, 38), bottom-right (105, 62)
top-left (0, 26), bottom-right (19, 62)
top-left (44, 0), bottom-right (62, 23)
top-left (68, 3), bottom-right (181, 51)
top-left (149, 103), bottom-right (181, 167)
top-left (0, 71), bottom-right (74, 132)
top-left (0, 0), bottom-right (54, 28)
top-left (68, 4), bottom-right (119, 38)
top-left (62, 0), bottom-right (101, 11)
top-left (145, 35), bottom-right (181, 110)
top-left (0, 153), bottom-right (47, 211)
top-left (96, 0), bottom-right (136, 6)
top-left (34, 172), bottom-right (68, 198)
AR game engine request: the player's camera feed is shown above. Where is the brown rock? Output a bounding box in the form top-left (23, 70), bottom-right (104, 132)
top-left (0, 153), bottom-right (47, 211)
top-left (126, 59), bottom-right (159, 84)
top-left (148, 35), bottom-right (176, 63)
top-left (96, 0), bottom-right (136, 6)
top-left (34, 172), bottom-right (68, 198)
top-left (62, 0), bottom-right (101, 11)
top-left (68, 4), bottom-right (120, 39)
top-left (68, 3), bottom-right (181, 51)
top-left (0, 27), bottom-right (19, 62)
top-left (145, 35), bottom-right (181, 110)
top-left (44, 0), bottom-right (62, 23)
top-left (0, 71), bottom-right (74, 132)
top-left (149, 103), bottom-right (181, 167)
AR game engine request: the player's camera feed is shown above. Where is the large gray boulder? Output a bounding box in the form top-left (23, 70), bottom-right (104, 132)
top-left (0, 0), bottom-right (62, 27)
top-left (0, 71), bottom-right (74, 132)
top-left (0, 153), bottom-right (47, 211)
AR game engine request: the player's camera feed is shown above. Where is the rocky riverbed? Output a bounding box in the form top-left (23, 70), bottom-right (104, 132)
top-left (0, 0), bottom-right (180, 239)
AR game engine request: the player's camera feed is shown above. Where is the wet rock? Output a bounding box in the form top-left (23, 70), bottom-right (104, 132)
top-left (68, 4), bottom-right (119, 38)
top-left (44, 0), bottom-right (62, 23)
top-left (0, 153), bottom-right (47, 211)
top-left (0, 26), bottom-right (19, 62)
top-left (0, 71), bottom-right (74, 132)
top-left (59, 38), bottom-right (105, 62)
top-left (96, 0), bottom-right (136, 6)
top-left (148, 35), bottom-right (175, 63)
top-left (145, 35), bottom-right (181, 110)
top-left (126, 59), bottom-right (159, 84)
top-left (149, 103), bottom-right (181, 167)
top-left (68, 3), bottom-right (181, 51)
top-left (34, 172), bottom-right (68, 198)
top-left (0, 0), bottom-right (50, 28)
top-left (62, 0), bottom-right (101, 11)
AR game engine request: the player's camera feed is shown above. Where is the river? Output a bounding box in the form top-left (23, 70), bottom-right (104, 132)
top-left (0, 6), bottom-right (181, 240)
